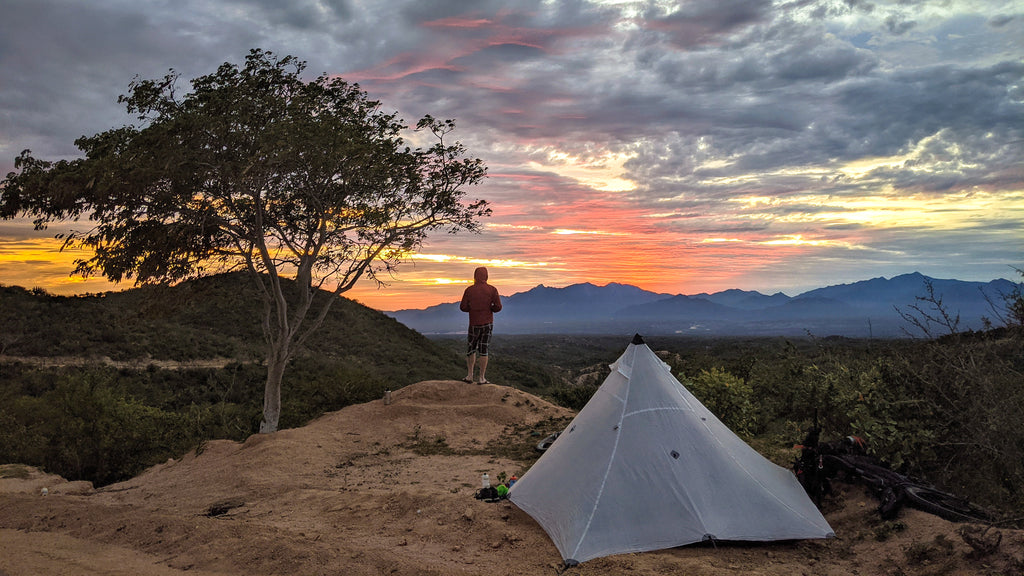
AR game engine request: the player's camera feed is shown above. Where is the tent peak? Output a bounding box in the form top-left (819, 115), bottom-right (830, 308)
top-left (631, 333), bottom-right (645, 345)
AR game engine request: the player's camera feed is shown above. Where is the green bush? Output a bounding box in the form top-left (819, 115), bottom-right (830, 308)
top-left (549, 382), bottom-right (600, 411)
top-left (683, 367), bottom-right (756, 437)
top-left (29, 371), bottom-right (199, 485)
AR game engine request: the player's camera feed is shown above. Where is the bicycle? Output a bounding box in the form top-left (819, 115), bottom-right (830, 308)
top-left (793, 427), bottom-right (994, 524)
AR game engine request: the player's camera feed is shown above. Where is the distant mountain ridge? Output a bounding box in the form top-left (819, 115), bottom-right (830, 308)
top-left (386, 273), bottom-right (1018, 337)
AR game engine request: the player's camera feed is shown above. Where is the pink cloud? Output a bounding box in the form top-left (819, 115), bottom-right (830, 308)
top-left (422, 17), bottom-right (495, 29)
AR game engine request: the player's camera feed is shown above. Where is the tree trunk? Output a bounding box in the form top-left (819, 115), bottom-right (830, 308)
top-left (259, 350), bottom-right (288, 433)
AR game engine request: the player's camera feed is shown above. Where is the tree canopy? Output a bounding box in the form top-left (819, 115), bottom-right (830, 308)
top-left (1, 49), bottom-right (490, 432)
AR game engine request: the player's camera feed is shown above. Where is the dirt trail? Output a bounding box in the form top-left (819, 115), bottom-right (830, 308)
top-left (2, 380), bottom-right (1021, 575)
top-left (0, 355), bottom-right (234, 370)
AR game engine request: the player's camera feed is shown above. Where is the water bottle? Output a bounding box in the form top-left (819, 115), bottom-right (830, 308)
top-left (481, 473), bottom-right (490, 488)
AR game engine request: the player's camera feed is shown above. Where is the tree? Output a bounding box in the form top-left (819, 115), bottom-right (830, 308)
top-left (0, 49), bottom-right (489, 432)
top-left (895, 278), bottom-right (961, 338)
top-left (983, 266), bottom-right (1024, 329)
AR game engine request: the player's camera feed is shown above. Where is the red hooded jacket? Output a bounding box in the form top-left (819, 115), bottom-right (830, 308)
top-left (460, 267), bottom-right (502, 326)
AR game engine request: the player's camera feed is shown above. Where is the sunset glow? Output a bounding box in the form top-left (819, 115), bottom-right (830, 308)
top-left (0, 1), bottom-right (1020, 311)
top-left (527, 150), bottom-right (638, 192)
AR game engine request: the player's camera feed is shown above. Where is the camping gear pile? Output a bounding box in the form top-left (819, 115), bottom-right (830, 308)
top-left (475, 473), bottom-right (516, 503)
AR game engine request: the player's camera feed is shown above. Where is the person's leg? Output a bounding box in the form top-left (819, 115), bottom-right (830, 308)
top-left (477, 355), bottom-right (489, 383)
top-left (477, 323), bottom-right (493, 383)
top-left (465, 326), bottom-right (479, 381)
top-left (465, 352), bottom-right (477, 382)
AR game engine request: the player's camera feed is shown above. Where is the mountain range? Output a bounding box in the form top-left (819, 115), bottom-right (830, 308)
top-left (386, 272), bottom-right (1019, 338)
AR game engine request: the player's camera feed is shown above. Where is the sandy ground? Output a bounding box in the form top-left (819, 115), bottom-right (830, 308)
top-left (2, 380), bottom-right (1021, 576)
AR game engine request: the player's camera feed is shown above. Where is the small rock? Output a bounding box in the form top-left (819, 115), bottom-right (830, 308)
top-left (463, 507), bottom-right (474, 521)
top-left (960, 525), bottom-right (1002, 557)
top-left (205, 497), bottom-right (245, 517)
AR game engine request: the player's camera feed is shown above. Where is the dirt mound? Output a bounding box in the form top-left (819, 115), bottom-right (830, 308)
top-left (2, 380), bottom-right (1022, 576)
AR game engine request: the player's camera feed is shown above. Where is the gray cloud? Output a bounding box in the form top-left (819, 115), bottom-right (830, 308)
top-left (232, 0), bottom-right (356, 30)
top-left (642, 0), bottom-right (774, 48)
top-left (988, 14), bottom-right (1016, 27)
top-left (0, 0), bottom-right (1020, 299)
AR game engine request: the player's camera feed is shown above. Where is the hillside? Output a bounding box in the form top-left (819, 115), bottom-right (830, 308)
top-left (1, 272), bottom-right (455, 374)
top-left (3, 380), bottom-right (1022, 576)
top-left (0, 273), bottom-right (493, 486)
top-left (0, 272), bottom-right (472, 424)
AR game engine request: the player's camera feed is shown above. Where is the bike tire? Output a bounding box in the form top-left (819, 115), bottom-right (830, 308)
top-left (536, 432), bottom-right (560, 452)
top-left (902, 485), bottom-right (993, 523)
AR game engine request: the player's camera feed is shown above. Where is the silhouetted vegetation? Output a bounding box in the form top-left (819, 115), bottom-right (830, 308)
top-left (2, 273), bottom-right (1022, 523)
top-left (0, 273), bottom-right (467, 485)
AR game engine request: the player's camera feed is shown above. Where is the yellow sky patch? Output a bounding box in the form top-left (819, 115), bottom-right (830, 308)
top-left (760, 234), bottom-right (833, 247)
top-left (552, 229), bottom-right (627, 236)
top-left (486, 223), bottom-right (543, 231)
top-left (526, 149), bottom-right (637, 192)
top-left (408, 253), bottom-right (549, 269)
top-left (726, 188), bottom-right (1024, 231)
top-left (0, 237), bottom-right (119, 294)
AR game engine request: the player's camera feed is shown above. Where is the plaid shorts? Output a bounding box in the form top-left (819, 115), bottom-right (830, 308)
top-left (467, 323), bottom-right (493, 356)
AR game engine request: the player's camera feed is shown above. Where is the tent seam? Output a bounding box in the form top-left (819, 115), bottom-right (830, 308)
top-left (569, 344), bottom-right (635, 560)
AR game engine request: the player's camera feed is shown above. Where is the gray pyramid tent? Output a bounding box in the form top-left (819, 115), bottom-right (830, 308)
top-left (509, 335), bottom-right (833, 565)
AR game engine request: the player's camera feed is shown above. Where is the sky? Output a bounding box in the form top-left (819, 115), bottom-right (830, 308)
top-left (0, 0), bottom-right (1022, 311)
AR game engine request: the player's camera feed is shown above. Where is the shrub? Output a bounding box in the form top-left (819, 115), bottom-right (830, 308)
top-left (37, 371), bottom-right (199, 485)
top-left (683, 367), bottom-right (756, 437)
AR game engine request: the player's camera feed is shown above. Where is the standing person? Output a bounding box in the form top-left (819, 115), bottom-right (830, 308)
top-left (460, 266), bottom-right (502, 384)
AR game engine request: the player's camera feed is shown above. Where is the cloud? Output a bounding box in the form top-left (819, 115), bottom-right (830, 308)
top-left (0, 0), bottom-right (1020, 308)
top-left (231, 0), bottom-right (356, 31)
top-left (641, 0), bottom-right (774, 48)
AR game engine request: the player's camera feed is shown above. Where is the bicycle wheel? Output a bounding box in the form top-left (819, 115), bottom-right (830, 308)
top-left (902, 485), bottom-right (993, 523)
top-left (536, 432), bottom-right (560, 452)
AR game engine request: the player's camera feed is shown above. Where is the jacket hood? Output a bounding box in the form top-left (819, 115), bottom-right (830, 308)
top-left (474, 267), bottom-right (488, 283)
